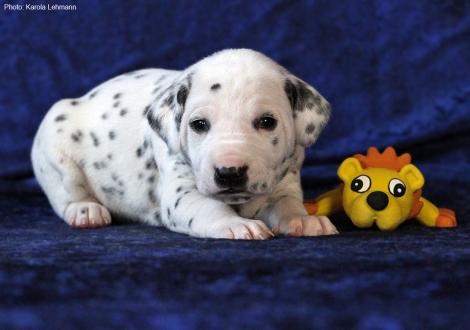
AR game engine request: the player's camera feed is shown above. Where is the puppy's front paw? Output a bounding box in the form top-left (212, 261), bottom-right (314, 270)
top-left (65, 202), bottom-right (111, 229)
top-left (212, 219), bottom-right (274, 240)
top-left (273, 215), bottom-right (338, 237)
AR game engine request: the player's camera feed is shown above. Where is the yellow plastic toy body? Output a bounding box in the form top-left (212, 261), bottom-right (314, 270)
top-left (305, 147), bottom-right (457, 231)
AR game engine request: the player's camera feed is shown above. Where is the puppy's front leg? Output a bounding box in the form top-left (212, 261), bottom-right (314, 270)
top-left (264, 177), bottom-right (339, 237)
top-left (157, 157), bottom-right (273, 240)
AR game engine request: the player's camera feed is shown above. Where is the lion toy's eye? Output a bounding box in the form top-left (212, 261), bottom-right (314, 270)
top-left (351, 175), bottom-right (371, 193)
top-left (389, 178), bottom-right (406, 197)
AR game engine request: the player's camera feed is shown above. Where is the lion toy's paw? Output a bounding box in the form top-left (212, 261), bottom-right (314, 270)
top-left (435, 208), bottom-right (457, 227)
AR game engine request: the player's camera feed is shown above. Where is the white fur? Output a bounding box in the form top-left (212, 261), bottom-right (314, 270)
top-left (31, 49), bottom-right (338, 239)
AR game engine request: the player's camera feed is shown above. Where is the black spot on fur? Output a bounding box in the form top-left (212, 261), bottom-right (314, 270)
top-left (107, 154), bottom-right (113, 160)
top-left (57, 129), bottom-right (63, 134)
top-left (317, 100), bottom-right (331, 116)
top-left (152, 87), bottom-right (161, 95)
top-left (71, 100), bottom-right (79, 106)
top-left (148, 190), bottom-right (157, 203)
top-left (138, 173), bottom-right (144, 179)
top-left (146, 158), bottom-right (158, 170)
top-left (135, 74), bottom-right (147, 79)
top-left (154, 211), bottom-right (161, 221)
top-left (175, 197), bottom-right (182, 209)
top-left (102, 186), bottom-right (117, 197)
top-left (89, 90), bottom-right (99, 99)
top-left (147, 175), bottom-right (155, 184)
top-left (71, 131), bottom-right (83, 142)
top-left (284, 79), bottom-right (297, 110)
top-left (113, 93), bottom-right (122, 100)
top-left (175, 113), bottom-right (183, 132)
top-left (147, 113), bottom-right (162, 132)
top-left (211, 83), bottom-right (221, 92)
top-left (113, 102), bottom-right (120, 108)
top-left (80, 208), bottom-right (86, 214)
top-left (55, 114), bottom-right (67, 122)
top-left (279, 168), bottom-right (289, 181)
top-left (163, 94), bottom-right (174, 107)
top-left (90, 132), bottom-right (100, 147)
top-left (296, 80), bottom-right (316, 111)
top-left (93, 161), bottom-right (107, 170)
top-left (177, 85), bottom-right (189, 107)
top-left (251, 183), bottom-right (259, 191)
top-left (271, 137), bottom-right (279, 146)
top-left (176, 186), bottom-right (183, 193)
top-left (120, 109), bottom-right (128, 117)
top-left (109, 131), bottom-right (116, 140)
top-left (167, 208), bottom-right (171, 217)
top-left (188, 218), bottom-right (194, 228)
top-left (156, 75), bottom-right (167, 84)
top-left (306, 123), bottom-right (316, 134)
top-left (143, 105), bottom-right (151, 117)
top-left (187, 72), bottom-right (193, 90)
top-left (261, 183), bottom-right (268, 190)
top-left (284, 78), bottom-right (318, 112)
top-left (102, 113), bottom-right (109, 120)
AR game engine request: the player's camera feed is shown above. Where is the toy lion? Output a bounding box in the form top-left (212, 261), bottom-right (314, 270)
top-left (304, 147), bottom-right (457, 231)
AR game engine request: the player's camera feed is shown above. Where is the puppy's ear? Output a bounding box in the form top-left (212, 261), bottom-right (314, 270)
top-left (147, 73), bottom-right (192, 153)
top-left (283, 76), bottom-right (331, 147)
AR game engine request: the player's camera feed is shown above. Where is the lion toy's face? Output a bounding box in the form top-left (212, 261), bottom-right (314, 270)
top-left (338, 157), bottom-right (425, 231)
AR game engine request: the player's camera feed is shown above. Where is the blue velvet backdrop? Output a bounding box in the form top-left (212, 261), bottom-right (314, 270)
top-left (0, 0), bottom-right (469, 329)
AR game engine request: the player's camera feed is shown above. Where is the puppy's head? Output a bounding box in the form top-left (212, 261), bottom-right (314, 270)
top-left (148, 49), bottom-right (331, 203)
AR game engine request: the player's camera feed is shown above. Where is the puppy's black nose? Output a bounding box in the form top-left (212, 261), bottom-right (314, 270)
top-left (367, 191), bottom-right (389, 211)
top-left (214, 166), bottom-right (248, 188)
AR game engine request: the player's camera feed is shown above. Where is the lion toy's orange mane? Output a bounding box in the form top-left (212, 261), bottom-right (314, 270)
top-left (353, 146), bottom-right (411, 172)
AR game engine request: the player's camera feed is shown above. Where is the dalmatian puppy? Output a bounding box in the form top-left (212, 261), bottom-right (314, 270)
top-left (31, 49), bottom-right (338, 239)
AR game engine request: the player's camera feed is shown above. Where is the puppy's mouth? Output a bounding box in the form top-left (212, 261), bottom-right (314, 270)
top-left (218, 188), bottom-right (245, 195)
top-left (213, 189), bottom-right (252, 204)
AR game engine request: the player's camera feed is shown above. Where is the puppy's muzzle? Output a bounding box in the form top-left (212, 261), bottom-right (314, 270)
top-left (214, 165), bottom-right (248, 190)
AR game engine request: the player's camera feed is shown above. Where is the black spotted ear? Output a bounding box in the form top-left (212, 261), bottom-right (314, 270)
top-left (284, 77), bottom-right (331, 147)
top-left (147, 73), bottom-right (193, 153)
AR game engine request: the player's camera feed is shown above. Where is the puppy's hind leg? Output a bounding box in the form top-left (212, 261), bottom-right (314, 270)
top-left (32, 146), bottom-right (111, 229)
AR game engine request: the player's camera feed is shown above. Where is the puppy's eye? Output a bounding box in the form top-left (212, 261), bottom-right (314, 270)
top-left (257, 117), bottom-right (277, 130)
top-left (190, 119), bottom-right (210, 132)
top-left (351, 175), bottom-right (371, 193)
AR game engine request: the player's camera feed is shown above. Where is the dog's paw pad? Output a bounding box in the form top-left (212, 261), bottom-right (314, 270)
top-left (65, 202), bottom-right (111, 229)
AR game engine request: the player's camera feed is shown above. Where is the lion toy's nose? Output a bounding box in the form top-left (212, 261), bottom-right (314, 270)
top-left (367, 191), bottom-right (389, 211)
